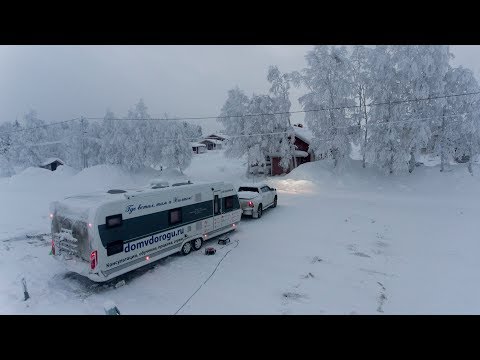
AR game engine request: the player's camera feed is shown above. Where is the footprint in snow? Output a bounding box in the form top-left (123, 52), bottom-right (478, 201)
top-left (376, 282), bottom-right (387, 313)
top-left (377, 281), bottom-right (386, 291)
top-left (301, 272), bottom-right (315, 279)
top-left (346, 244), bottom-right (357, 252)
top-left (353, 252), bottom-right (371, 258)
top-left (375, 240), bottom-right (389, 248)
top-left (282, 292), bottom-right (308, 301)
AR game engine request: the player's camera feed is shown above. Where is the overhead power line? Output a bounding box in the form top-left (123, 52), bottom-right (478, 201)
top-left (86, 91), bottom-right (480, 121)
top-left (86, 89), bottom-right (480, 122)
top-left (1, 89), bottom-right (480, 137)
top-left (15, 112), bottom-right (478, 147)
top-left (0, 117), bottom-right (82, 135)
top-left (16, 112), bottom-right (479, 148)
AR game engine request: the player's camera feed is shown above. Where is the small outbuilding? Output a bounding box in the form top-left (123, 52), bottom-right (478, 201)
top-left (201, 138), bottom-right (223, 150)
top-left (191, 142), bottom-right (207, 154)
top-left (39, 158), bottom-right (64, 171)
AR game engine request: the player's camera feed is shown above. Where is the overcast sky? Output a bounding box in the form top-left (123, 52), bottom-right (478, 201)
top-left (1, 45), bottom-right (480, 134)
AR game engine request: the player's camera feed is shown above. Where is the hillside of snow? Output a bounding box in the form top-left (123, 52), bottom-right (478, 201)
top-left (1, 150), bottom-right (480, 314)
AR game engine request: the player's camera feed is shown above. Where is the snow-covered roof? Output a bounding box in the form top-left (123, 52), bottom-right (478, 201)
top-left (40, 157), bottom-right (64, 166)
top-left (55, 182), bottom-right (229, 214)
top-left (202, 138), bottom-right (223, 145)
top-left (206, 134), bottom-right (226, 140)
top-left (295, 150), bottom-right (309, 158)
top-left (268, 150), bottom-right (309, 158)
top-left (293, 126), bottom-right (314, 145)
top-left (190, 142), bottom-right (206, 147)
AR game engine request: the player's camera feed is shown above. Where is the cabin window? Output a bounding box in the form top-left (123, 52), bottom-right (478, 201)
top-left (169, 208), bottom-right (182, 225)
top-left (106, 214), bottom-right (122, 228)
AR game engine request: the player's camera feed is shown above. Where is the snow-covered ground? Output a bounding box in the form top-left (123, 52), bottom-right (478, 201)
top-left (1, 150), bottom-right (480, 314)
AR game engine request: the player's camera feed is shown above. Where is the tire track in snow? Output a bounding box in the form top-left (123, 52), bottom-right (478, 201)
top-left (376, 281), bottom-right (387, 313)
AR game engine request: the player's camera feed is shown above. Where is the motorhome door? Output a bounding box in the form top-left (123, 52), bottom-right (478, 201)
top-left (213, 190), bottom-right (223, 231)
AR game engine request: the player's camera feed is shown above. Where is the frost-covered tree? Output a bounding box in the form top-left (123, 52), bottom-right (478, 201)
top-left (99, 99), bottom-right (156, 171)
top-left (295, 46), bottom-right (356, 168)
top-left (96, 102), bottom-right (195, 172)
top-left (60, 118), bottom-right (88, 169)
top-left (357, 45), bottom-right (454, 174)
top-left (14, 110), bottom-right (49, 167)
top-left (183, 122), bottom-right (203, 142)
top-left (365, 46), bottom-right (410, 174)
top-left (245, 92), bottom-right (295, 175)
top-left (219, 66), bottom-right (296, 175)
top-left (0, 121), bottom-right (17, 176)
top-left (122, 99), bottom-right (154, 171)
top-left (83, 120), bottom-right (102, 167)
top-left (2, 99), bottom-right (200, 174)
top-left (430, 65), bottom-right (480, 173)
top-left (218, 86), bottom-right (251, 159)
top-left (41, 122), bottom-right (67, 163)
top-left (219, 82), bottom-right (295, 176)
top-left (267, 66), bottom-right (296, 172)
top-left (245, 94), bottom-right (278, 174)
top-left (394, 45), bottom-right (452, 173)
top-left (350, 45), bottom-right (374, 168)
top-left (0, 122), bottom-right (14, 156)
top-left (161, 122), bottom-right (192, 173)
top-left (440, 66), bottom-right (480, 175)
top-left (99, 109), bottom-right (125, 167)
top-left (411, 46), bottom-right (451, 172)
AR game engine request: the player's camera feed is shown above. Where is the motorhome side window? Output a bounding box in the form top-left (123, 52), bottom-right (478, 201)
top-left (106, 214), bottom-right (122, 228)
top-left (223, 195), bottom-right (239, 212)
top-left (169, 208), bottom-right (182, 225)
top-left (224, 196), bottom-right (233, 210)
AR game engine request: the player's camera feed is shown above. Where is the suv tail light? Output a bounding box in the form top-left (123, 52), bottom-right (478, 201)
top-left (90, 250), bottom-right (98, 270)
top-left (51, 240), bottom-right (55, 255)
top-left (248, 201), bottom-right (254, 208)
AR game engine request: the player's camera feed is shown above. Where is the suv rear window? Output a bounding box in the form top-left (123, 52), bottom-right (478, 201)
top-left (238, 187), bottom-right (259, 193)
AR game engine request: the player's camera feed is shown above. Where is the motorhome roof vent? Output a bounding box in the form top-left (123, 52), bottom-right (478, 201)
top-left (150, 179), bottom-right (169, 189)
top-left (172, 180), bottom-right (192, 187)
top-left (152, 184), bottom-right (169, 189)
top-left (107, 189), bottom-right (127, 194)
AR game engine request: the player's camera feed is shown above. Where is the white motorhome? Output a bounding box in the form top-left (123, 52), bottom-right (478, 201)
top-left (50, 180), bottom-right (242, 282)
